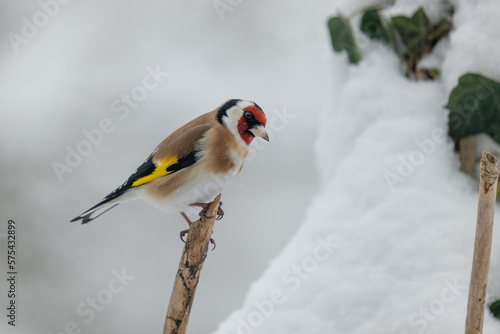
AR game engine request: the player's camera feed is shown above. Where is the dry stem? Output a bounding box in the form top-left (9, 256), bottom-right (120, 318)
top-left (465, 151), bottom-right (499, 334)
top-left (163, 194), bottom-right (222, 334)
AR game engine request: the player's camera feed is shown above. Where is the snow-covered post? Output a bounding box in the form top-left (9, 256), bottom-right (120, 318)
top-left (465, 151), bottom-right (499, 334)
top-left (163, 194), bottom-right (222, 334)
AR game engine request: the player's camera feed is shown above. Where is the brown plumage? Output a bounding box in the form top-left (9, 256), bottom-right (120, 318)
top-left (70, 99), bottom-right (268, 225)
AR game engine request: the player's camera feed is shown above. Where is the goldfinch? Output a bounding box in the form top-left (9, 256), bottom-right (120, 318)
top-left (70, 99), bottom-right (268, 225)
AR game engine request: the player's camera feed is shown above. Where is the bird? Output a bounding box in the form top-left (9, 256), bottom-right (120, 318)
top-left (70, 99), bottom-right (269, 229)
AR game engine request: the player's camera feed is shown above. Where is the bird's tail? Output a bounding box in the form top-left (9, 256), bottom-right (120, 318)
top-left (70, 197), bottom-right (120, 224)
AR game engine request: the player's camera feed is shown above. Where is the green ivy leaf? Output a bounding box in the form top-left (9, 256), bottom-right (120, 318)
top-left (490, 299), bottom-right (500, 320)
top-left (391, 7), bottom-right (431, 56)
top-left (487, 123), bottom-right (500, 144)
top-left (428, 18), bottom-right (452, 47)
top-left (361, 9), bottom-right (400, 56)
top-left (361, 9), bottom-right (391, 43)
top-left (327, 16), bottom-right (361, 64)
top-left (446, 73), bottom-right (500, 143)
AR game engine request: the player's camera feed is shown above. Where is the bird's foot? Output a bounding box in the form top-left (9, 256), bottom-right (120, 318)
top-left (216, 202), bottom-right (224, 220)
top-left (180, 229), bottom-right (189, 243)
top-left (179, 229), bottom-right (216, 250)
top-left (199, 207), bottom-right (215, 220)
top-left (192, 201), bottom-right (224, 220)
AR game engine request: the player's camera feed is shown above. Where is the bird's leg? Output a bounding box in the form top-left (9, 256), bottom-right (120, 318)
top-left (181, 212), bottom-right (193, 225)
top-left (191, 201), bottom-right (224, 220)
top-left (179, 212), bottom-right (192, 243)
top-left (216, 202), bottom-right (224, 220)
top-left (179, 211), bottom-right (216, 250)
top-left (190, 203), bottom-right (214, 219)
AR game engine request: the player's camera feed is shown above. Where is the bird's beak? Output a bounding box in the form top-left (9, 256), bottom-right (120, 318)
top-left (249, 125), bottom-right (269, 141)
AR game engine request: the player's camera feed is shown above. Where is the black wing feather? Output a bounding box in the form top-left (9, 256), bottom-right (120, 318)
top-left (104, 155), bottom-right (156, 200)
top-left (105, 150), bottom-right (200, 200)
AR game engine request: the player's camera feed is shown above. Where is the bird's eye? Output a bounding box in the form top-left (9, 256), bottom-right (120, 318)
top-left (244, 111), bottom-right (253, 119)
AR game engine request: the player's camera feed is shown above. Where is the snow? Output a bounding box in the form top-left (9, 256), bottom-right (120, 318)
top-left (2, 0), bottom-right (500, 333)
top-left (0, 1), bottom-right (330, 334)
top-left (212, 1), bottom-right (500, 333)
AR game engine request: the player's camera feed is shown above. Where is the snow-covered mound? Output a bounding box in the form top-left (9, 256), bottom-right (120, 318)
top-left (212, 0), bottom-right (500, 333)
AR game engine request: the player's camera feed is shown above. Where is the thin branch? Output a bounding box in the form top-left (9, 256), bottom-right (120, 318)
top-left (465, 151), bottom-right (499, 334)
top-left (163, 194), bottom-right (222, 334)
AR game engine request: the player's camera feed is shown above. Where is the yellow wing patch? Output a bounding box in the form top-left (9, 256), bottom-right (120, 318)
top-left (132, 156), bottom-right (178, 187)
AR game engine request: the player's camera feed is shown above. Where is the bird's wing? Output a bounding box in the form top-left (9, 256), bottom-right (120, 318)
top-left (105, 123), bottom-right (213, 200)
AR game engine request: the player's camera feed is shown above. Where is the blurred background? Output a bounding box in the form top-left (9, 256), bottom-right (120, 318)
top-left (0, 1), bottom-right (333, 333)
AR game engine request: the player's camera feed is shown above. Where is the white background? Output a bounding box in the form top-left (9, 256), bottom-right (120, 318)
top-left (0, 1), bottom-right (332, 333)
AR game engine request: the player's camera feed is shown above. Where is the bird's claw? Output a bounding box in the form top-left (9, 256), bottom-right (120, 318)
top-left (179, 229), bottom-right (216, 251)
top-left (182, 200), bottom-right (221, 250)
top-left (193, 201), bottom-right (224, 221)
top-left (216, 204), bottom-right (224, 220)
top-left (199, 213), bottom-right (215, 220)
top-left (180, 229), bottom-right (189, 243)
top-left (201, 201), bottom-right (224, 220)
